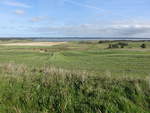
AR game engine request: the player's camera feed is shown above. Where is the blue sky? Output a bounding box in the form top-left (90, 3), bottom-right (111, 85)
top-left (0, 0), bottom-right (150, 37)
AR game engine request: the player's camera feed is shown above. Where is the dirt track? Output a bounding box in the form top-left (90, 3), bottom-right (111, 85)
top-left (0, 42), bottom-right (66, 46)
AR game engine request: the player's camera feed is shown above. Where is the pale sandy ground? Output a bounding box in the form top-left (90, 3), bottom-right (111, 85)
top-left (0, 42), bottom-right (66, 46)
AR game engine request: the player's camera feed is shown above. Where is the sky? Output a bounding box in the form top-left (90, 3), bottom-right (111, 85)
top-left (0, 0), bottom-right (150, 37)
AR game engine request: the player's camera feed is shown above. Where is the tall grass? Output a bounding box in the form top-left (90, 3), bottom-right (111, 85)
top-left (0, 63), bottom-right (149, 113)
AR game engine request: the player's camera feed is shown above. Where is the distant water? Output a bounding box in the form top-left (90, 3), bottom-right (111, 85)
top-left (1, 37), bottom-right (150, 42)
top-left (32, 37), bottom-right (150, 42)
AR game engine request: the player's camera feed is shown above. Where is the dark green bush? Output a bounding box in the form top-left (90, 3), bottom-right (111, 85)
top-left (108, 44), bottom-right (112, 48)
top-left (118, 42), bottom-right (128, 48)
top-left (140, 44), bottom-right (146, 48)
top-left (108, 42), bottom-right (128, 49)
top-left (108, 44), bottom-right (119, 48)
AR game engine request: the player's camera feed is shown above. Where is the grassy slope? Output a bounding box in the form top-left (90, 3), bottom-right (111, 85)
top-left (0, 40), bottom-right (149, 113)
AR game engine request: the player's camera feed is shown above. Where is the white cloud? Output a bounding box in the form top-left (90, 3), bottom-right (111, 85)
top-left (4, 1), bottom-right (31, 8)
top-left (63, 0), bottom-right (104, 11)
top-left (30, 17), bottom-right (46, 22)
top-left (13, 10), bottom-right (25, 15)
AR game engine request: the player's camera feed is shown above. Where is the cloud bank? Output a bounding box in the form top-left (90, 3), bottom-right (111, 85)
top-left (33, 21), bottom-right (150, 37)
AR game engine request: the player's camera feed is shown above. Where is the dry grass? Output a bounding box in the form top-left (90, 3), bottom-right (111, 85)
top-left (0, 42), bottom-right (66, 46)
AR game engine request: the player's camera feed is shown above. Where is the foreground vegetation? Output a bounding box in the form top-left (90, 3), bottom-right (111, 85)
top-left (0, 63), bottom-right (149, 113)
top-left (0, 40), bottom-right (150, 113)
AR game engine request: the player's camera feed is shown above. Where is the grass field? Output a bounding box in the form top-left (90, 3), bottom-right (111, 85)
top-left (0, 40), bottom-right (150, 113)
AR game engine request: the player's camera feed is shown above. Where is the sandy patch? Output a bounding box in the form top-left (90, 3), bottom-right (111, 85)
top-left (0, 42), bottom-right (66, 46)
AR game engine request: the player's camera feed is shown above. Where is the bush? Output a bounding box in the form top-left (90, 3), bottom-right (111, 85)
top-left (108, 44), bottom-right (119, 49)
top-left (118, 42), bottom-right (128, 46)
top-left (108, 42), bottom-right (128, 49)
top-left (98, 40), bottom-right (112, 44)
top-left (108, 44), bottom-right (112, 48)
top-left (112, 44), bottom-right (119, 48)
top-left (118, 42), bottom-right (128, 48)
top-left (98, 41), bottom-right (104, 44)
top-left (140, 44), bottom-right (146, 48)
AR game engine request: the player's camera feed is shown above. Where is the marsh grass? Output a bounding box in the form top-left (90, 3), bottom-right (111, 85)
top-left (0, 63), bottom-right (149, 113)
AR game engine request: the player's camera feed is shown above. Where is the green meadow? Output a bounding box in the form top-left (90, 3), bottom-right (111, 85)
top-left (0, 40), bottom-right (149, 113)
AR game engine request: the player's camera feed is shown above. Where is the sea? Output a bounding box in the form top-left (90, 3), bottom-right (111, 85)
top-left (1, 37), bottom-right (150, 42)
top-left (32, 37), bottom-right (150, 42)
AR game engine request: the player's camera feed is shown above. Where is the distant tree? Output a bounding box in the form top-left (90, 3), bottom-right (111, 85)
top-left (140, 44), bottom-right (146, 48)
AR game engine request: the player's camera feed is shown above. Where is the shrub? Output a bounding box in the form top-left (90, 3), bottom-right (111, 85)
top-left (118, 42), bottom-right (128, 48)
top-left (108, 44), bottom-right (119, 48)
top-left (98, 41), bottom-right (104, 44)
top-left (108, 42), bottom-right (128, 49)
top-left (118, 42), bottom-right (128, 46)
top-left (108, 44), bottom-right (112, 48)
top-left (98, 40), bottom-right (113, 44)
top-left (112, 44), bottom-right (119, 48)
top-left (140, 44), bottom-right (146, 48)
